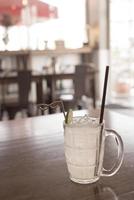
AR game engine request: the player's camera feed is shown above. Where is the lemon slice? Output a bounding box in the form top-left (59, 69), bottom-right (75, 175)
top-left (65, 109), bottom-right (73, 124)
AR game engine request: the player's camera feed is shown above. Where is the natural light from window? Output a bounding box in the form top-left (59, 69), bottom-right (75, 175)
top-left (110, 0), bottom-right (134, 105)
top-left (0, 0), bottom-right (86, 50)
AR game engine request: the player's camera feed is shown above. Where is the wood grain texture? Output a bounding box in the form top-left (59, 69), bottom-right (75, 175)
top-left (0, 110), bottom-right (133, 200)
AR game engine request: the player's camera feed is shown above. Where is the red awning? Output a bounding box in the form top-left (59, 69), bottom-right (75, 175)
top-left (0, 0), bottom-right (58, 26)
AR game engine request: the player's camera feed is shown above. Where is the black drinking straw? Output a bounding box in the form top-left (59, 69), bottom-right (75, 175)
top-left (99, 66), bottom-right (109, 124)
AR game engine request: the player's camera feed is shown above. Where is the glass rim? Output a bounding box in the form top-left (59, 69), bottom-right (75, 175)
top-left (64, 116), bottom-right (105, 127)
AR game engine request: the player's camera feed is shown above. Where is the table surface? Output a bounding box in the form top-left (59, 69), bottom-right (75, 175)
top-left (0, 109), bottom-right (133, 200)
top-left (0, 47), bottom-right (91, 56)
top-left (0, 71), bottom-right (76, 86)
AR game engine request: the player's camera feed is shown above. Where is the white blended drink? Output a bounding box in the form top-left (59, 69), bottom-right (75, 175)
top-left (64, 115), bottom-right (124, 184)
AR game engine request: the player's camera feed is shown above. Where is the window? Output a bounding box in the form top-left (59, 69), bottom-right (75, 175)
top-left (0, 0), bottom-right (86, 50)
top-left (110, 0), bottom-right (134, 102)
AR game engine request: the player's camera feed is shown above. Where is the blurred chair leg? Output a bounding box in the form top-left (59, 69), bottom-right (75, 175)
top-left (6, 108), bottom-right (17, 120)
top-left (0, 107), bottom-right (3, 120)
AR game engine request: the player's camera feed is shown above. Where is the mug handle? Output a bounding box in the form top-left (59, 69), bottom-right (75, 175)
top-left (101, 129), bottom-right (124, 177)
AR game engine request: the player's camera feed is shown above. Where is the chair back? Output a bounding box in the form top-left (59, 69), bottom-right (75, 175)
top-left (74, 64), bottom-right (96, 107)
top-left (17, 70), bottom-right (31, 107)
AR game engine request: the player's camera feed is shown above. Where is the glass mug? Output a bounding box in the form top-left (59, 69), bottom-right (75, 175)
top-left (64, 116), bottom-right (124, 184)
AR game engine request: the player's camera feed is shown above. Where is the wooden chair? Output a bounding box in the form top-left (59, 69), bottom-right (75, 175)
top-left (74, 64), bottom-right (96, 109)
top-left (55, 63), bottom-right (97, 111)
top-left (1, 70), bottom-right (33, 120)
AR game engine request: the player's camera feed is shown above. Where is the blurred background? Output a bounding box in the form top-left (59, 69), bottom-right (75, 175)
top-left (0, 0), bottom-right (134, 120)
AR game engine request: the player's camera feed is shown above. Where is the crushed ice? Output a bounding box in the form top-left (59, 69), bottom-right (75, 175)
top-left (71, 115), bottom-right (99, 127)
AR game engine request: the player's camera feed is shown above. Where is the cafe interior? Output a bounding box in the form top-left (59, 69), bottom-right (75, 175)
top-left (0, 0), bottom-right (134, 120)
top-left (1, 0), bottom-right (134, 199)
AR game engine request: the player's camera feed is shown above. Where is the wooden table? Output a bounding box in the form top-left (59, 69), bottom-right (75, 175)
top-left (0, 109), bottom-right (133, 199)
top-left (0, 69), bottom-right (97, 105)
top-left (0, 72), bottom-right (75, 104)
top-left (0, 47), bottom-right (92, 71)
